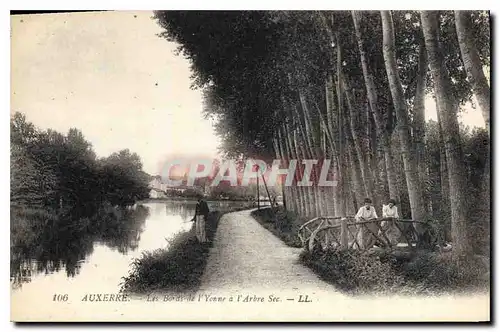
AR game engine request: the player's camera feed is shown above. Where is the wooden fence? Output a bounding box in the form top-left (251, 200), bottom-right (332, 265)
top-left (298, 216), bottom-right (431, 252)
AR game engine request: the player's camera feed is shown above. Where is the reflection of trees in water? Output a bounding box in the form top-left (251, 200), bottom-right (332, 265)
top-left (98, 205), bottom-right (149, 254)
top-left (10, 204), bottom-right (150, 288)
top-left (10, 226), bottom-right (94, 289)
top-left (164, 201), bottom-right (196, 221)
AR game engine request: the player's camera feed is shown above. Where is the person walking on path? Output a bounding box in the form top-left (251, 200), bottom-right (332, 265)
top-left (354, 198), bottom-right (379, 249)
top-left (380, 198), bottom-right (401, 246)
top-left (192, 195), bottom-right (210, 243)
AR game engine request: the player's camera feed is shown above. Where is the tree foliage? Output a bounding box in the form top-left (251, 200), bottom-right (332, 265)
top-left (154, 10), bottom-right (490, 256)
top-left (10, 112), bottom-right (150, 214)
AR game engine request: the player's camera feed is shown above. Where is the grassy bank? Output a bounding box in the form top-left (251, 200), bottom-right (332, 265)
top-left (120, 206), bottom-right (255, 294)
top-left (251, 207), bottom-right (303, 248)
top-left (120, 211), bottom-right (221, 293)
top-left (301, 248), bottom-right (490, 296)
top-left (254, 207), bottom-right (490, 296)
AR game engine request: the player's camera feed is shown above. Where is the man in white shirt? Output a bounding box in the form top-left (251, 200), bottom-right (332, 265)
top-left (355, 198), bottom-right (379, 249)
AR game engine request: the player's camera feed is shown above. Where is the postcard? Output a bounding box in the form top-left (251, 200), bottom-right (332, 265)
top-left (10, 10), bottom-right (490, 322)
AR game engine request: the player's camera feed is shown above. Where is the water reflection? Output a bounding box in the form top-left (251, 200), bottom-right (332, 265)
top-left (10, 205), bottom-right (150, 289)
top-left (164, 201), bottom-right (196, 221)
top-left (10, 200), bottom-right (257, 291)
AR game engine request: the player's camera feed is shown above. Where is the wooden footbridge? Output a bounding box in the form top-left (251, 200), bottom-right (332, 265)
top-left (298, 215), bottom-right (433, 253)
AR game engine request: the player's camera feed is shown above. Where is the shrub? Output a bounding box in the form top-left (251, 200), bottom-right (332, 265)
top-left (251, 207), bottom-right (303, 248)
top-left (120, 229), bottom-right (208, 293)
top-left (401, 252), bottom-right (489, 293)
top-left (301, 245), bottom-right (490, 296)
top-left (120, 211), bottom-right (222, 294)
top-left (300, 248), bottom-right (406, 295)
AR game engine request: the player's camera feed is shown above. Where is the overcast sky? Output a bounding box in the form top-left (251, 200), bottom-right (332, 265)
top-left (10, 11), bottom-right (485, 175)
top-left (11, 11), bottom-right (220, 175)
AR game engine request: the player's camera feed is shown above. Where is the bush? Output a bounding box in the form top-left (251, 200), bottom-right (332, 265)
top-left (120, 230), bottom-right (208, 293)
top-left (300, 245), bottom-right (490, 296)
top-left (120, 211), bottom-right (222, 294)
top-left (300, 248), bottom-right (406, 295)
top-left (401, 252), bottom-right (490, 293)
top-left (251, 207), bottom-right (303, 248)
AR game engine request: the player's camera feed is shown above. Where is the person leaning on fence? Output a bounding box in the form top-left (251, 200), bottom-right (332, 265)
top-left (191, 195), bottom-right (210, 243)
top-left (380, 198), bottom-right (401, 246)
top-left (354, 198), bottom-right (379, 249)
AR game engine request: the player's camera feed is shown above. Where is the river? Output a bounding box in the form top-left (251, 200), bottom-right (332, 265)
top-left (10, 200), bottom-right (257, 303)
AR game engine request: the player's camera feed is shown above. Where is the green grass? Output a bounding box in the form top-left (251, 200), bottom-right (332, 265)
top-left (120, 205), bottom-right (256, 294)
top-left (300, 248), bottom-right (408, 295)
top-left (120, 211), bottom-right (221, 293)
top-left (251, 206), bottom-right (489, 296)
top-left (300, 247), bottom-right (490, 296)
top-left (251, 207), bottom-right (304, 248)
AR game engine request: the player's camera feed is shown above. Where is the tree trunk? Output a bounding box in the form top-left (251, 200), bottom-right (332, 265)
top-left (335, 35), bottom-right (347, 217)
top-left (280, 128), bottom-right (295, 213)
top-left (324, 73), bottom-right (339, 217)
top-left (382, 138), bottom-right (399, 203)
top-left (293, 127), bottom-right (312, 218)
top-left (318, 123), bottom-right (333, 216)
top-left (280, 126), bottom-right (297, 214)
top-left (342, 75), bottom-right (374, 199)
top-left (413, 35), bottom-right (429, 210)
top-left (293, 101), bottom-right (315, 218)
top-left (421, 11), bottom-right (470, 258)
top-left (272, 135), bottom-right (285, 210)
top-left (299, 92), bottom-right (323, 217)
top-left (275, 127), bottom-right (294, 213)
top-left (347, 129), bottom-right (365, 210)
top-left (352, 10), bottom-right (399, 203)
top-left (325, 73), bottom-right (336, 146)
top-left (436, 100), bottom-right (451, 242)
top-left (312, 90), bottom-right (341, 217)
top-left (381, 11), bottom-right (427, 226)
top-left (284, 122), bottom-right (304, 217)
top-left (455, 10), bottom-right (491, 253)
top-left (317, 15), bottom-right (348, 217)
top-left (454, 10), bottom-right (490, 134)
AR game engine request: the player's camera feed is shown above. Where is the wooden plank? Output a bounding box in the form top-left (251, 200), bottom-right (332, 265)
top-left (394, 221), bottom-right (414, 251)
top-left (361, 222), bottom-right (388, 249)
top-left (375, 221), bottom-right (393, 248)
top-left (340, 218), bottom-right (348, 250)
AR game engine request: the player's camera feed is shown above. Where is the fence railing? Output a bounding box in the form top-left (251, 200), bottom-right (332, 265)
top-left (298, 216), bottom-right (430, 252)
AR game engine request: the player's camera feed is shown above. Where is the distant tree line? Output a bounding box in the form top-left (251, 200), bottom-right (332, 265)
top-left (11, 112), bottom-right (150, 218)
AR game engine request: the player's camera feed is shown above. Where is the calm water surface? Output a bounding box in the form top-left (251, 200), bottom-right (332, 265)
top-left (10, 200), bottom-right (255, 300)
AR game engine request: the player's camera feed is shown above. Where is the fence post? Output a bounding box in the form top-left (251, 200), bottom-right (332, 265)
top-left (340, 217), bottom-right (348, 250)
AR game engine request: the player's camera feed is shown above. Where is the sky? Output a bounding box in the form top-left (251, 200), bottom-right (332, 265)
top-left (11, 11), bottom-right (220, 175)
top-left (10, 11), bottom-right (486, 175)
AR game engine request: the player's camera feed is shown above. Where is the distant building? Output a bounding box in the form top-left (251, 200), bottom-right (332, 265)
top-left (148, 176), bottom-right (207, 196)
top-left (149, 188), bottom-right (166, 199)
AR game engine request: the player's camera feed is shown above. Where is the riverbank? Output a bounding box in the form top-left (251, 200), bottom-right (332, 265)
top-left (120, 211), bottom-right (221, 294)
top-left (253, 207), bottom-right (490, 296)
top-left (120, 206), bottom-right (256, 294)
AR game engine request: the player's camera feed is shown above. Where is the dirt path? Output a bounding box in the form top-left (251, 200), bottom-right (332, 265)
top-left (194, 209), bottom-right (489, 321)
top-left (199, 209), bottom-right (337, 294)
